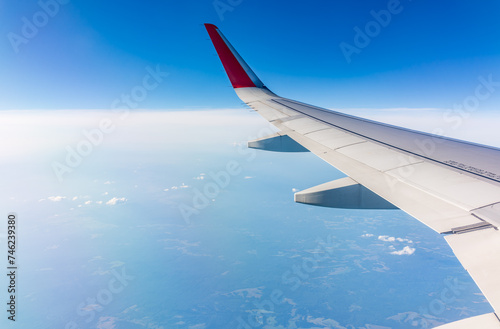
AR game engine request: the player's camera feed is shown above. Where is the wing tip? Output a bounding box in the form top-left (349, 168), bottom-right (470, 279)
top-left (204, 23), bottom-right (217, 30)
top-left (204, 23), bottom-right (266, 89)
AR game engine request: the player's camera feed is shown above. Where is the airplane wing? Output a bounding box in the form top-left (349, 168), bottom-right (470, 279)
top-left (204, 23), bottom-right (500, 328)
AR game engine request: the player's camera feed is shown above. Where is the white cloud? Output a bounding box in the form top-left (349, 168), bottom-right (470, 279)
top-left (84, 200), bottom-right (92, 205)
top-left (361, 233), bottom-right (374, 238)
top-left (328, 267), bottom-right (351, 275)
top-left (364, 324), bottom-right (393, 329)
top-left (106, 197), bottom-right (127, 206)
top-left (349, 304), bottom-right (362, 312)
top-left (97, 316), bottom-right (117, 329)
top-left (48, 196), bottom-right (66, 202)
top-left (170, 184), bottom-right (189, 190)
top-left (377, 235), bottom-right (415, 254)
top-left (225, 287), bottom-right (263, 299)
top-left (378, 235), bottom-right (413, 243)
top-left (188, 323), bottom-right (207, 329)
top-left (82, 304), bottom-right (103, 312)
top-left (110, 260), bottom-right (125, 268)
top-left (391, 246), bottom-right (416, 256)
top-left (378, 235), bottom-right (396, 242)
top-left (72, 196), bottom-right (78, 201)
top-left (306, 316), bottom-right (346, 329)
top-left (188, 324), bottom-right (206, 329)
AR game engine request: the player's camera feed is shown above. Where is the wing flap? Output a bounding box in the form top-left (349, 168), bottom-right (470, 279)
top-left (446, 229), bottom-right (500, 314)
top-left (281, 117), bottom-right (330, 135)
top-left (336, 142), bottom-right (423, 172)
top-left (385, 162), bottom-right (500, 211)
top-left (305, 128), bottom-right (366, 150)
top-left (473, 203), bottom-right (500, 228)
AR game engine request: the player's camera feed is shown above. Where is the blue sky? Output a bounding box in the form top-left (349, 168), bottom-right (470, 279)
top-left (1, 0), bottom-right (500, 111)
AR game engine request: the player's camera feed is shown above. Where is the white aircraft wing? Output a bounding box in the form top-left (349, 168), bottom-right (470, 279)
top-left (205, 23), bottom-right (500, 328)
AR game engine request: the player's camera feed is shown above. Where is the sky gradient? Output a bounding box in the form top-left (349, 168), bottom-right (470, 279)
top-left (1, 0), bottom-right (500, 112)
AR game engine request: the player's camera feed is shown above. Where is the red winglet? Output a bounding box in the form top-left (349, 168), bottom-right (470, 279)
top-left (205, 24), bottom-right (264, 89)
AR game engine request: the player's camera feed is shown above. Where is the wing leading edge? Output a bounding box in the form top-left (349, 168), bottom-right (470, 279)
top-left (204, 23), bottom-right (500, 328)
